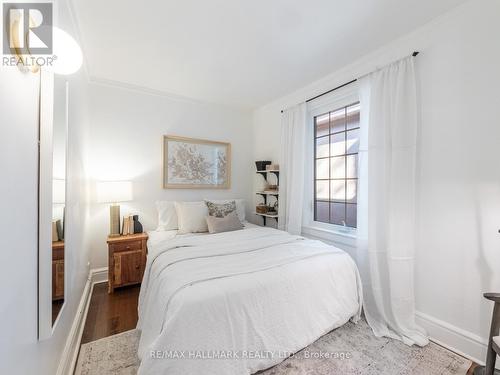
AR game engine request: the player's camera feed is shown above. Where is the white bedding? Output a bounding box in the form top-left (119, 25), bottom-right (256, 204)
top-left (137, 225), bottom-right (362, 375)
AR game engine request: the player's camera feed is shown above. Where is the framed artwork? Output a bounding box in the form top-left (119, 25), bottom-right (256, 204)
top-left (163, 135), bottom-right (231, 189)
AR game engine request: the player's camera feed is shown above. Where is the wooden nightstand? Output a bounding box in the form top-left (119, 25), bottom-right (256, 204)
top-left (52, 241), bottom-right (65, 301)
top-left (107, 233), bottom-right (148, 293)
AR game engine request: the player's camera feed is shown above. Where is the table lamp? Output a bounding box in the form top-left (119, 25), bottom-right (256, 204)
top-left (52, 179), bottom-right (66, 204)
top-left (97, 181), bottom-right (132, 237)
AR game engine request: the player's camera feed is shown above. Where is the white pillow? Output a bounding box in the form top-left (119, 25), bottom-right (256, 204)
top-left (204, 199), bottom-right (246, 222)
top-left (175, 201), bottom-right (209, 234)
top-left (206, 212), bottom-right (244, 234)
top-left (156, 201), bottom-right (178, 231)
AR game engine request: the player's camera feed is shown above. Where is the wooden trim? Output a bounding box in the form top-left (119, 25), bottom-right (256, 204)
top-left (162, 135), bottom-right (231, 189)
top-left (52, 240), bottom-right (65, 249)
top-left (106, 233), bottom-right (148, 244)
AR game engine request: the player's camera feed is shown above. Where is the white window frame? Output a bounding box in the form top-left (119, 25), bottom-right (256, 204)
top-left (302, 82), bottom-right (359, 239)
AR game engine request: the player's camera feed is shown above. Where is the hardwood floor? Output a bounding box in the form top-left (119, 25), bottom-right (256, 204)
top-left (52, 299), bottom-right (64, 324)
top-left (81, 282), bottom-right (140, 344)
top-left (80, 282), bottom-right (478, 374)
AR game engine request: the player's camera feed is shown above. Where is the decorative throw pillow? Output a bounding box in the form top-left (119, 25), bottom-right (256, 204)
top-left (155, 201), bottom-right (178, 231)
top-left (174, 201), bottom-right (209, 234)
top-left (204, 199), bottom-right (246, 221)
top-left (206, 212), bottom-right (244, 234)
top-left (205, 200), bottom-right (237, 218)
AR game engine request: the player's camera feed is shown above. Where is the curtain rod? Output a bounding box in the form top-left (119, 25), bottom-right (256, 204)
top-left (280, 51), bottom-right (419, 113)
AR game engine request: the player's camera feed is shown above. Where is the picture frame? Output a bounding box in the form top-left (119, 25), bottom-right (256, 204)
top-left (163, 135), bottom-right (231, 189)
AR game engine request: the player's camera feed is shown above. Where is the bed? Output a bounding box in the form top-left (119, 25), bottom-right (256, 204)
top-left (137, 223), bottom-right (362, 375)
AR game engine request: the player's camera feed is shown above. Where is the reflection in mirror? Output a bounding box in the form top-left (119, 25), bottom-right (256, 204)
top-left (51, 77), bottom-right (67, 325)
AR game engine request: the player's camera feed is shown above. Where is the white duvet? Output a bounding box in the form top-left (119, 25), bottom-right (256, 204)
top-left (137, 226), bottom-right (362, 375)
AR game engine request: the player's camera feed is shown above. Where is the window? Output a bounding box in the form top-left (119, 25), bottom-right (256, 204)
top-left (314, 102), bottom-right (360, 228)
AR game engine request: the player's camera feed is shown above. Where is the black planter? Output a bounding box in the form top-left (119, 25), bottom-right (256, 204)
top-left (133, 215), bottom-right (143, 234)
top-left (255, 160), bottom-right (271, 171)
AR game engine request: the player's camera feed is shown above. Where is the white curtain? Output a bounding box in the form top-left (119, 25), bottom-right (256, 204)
top-left (278, 103), bottom-right (307, 235)
top-left (357, 56), bottom-right (429, 346)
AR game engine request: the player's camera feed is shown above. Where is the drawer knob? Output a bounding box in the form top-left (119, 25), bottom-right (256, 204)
top-left (126, 246), bottom-right (130, 250)
top-left (135, 265), bottom-right (140, 269)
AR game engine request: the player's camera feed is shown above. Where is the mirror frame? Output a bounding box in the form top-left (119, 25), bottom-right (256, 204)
top-left (38, 69), bottom-right (69, 339)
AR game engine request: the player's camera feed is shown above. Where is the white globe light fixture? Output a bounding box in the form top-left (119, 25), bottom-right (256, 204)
top-left (48, 27), bottom-right (83, 75)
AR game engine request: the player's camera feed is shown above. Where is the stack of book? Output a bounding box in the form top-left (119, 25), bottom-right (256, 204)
top-left (122, 215), bottom-right (135, 235)
top-left (52, 220), bottom-right (64, 242)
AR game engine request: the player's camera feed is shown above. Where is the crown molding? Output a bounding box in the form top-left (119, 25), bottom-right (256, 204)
top-left (87, 75), bottom-right (251, 112)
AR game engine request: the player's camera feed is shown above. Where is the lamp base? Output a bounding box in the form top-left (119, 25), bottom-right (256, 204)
top-left (109, 204), bottom-right (121, 237)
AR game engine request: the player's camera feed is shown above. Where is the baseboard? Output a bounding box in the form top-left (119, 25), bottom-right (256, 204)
top-left (56, 267), bottom-right (109, 375)
top-left (415, 310), bottom-right (500, 368)
top-left (91, 266), bottom-right (109, 284)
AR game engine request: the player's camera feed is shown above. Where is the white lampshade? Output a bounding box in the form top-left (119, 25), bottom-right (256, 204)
top-left (52, 178), bottom-right (66, 204)
top-left (97, 181), bottom-right (133, 203)
top-left (46, 27), bottom-right (83, 75)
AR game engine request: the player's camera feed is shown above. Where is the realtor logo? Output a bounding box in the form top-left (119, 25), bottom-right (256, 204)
top-left (3, 2), bottom-right (53, 55)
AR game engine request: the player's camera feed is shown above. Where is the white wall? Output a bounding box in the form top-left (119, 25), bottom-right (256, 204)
top-left (253, 0), bottom-right (500, 364)
top-left (86, 82), bottom-right (254, 268)
top-left (0, 0), bottom-right (91, 373)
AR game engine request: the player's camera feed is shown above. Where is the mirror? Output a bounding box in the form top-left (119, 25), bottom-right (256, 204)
top-left (38, 68), bottom-right (73, 338)
top-left (51, 77), bottom-right (68, 325)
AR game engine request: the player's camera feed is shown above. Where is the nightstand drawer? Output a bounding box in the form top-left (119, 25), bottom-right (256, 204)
top-left (110, 240), bottom-right (142, 253)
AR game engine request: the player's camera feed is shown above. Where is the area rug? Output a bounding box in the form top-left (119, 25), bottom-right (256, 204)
top-left (75, 319), bottom-right (471, 375)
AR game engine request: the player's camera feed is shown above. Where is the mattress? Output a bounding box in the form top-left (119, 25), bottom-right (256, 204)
top-left (137, 225), bottom-right (362, 375)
